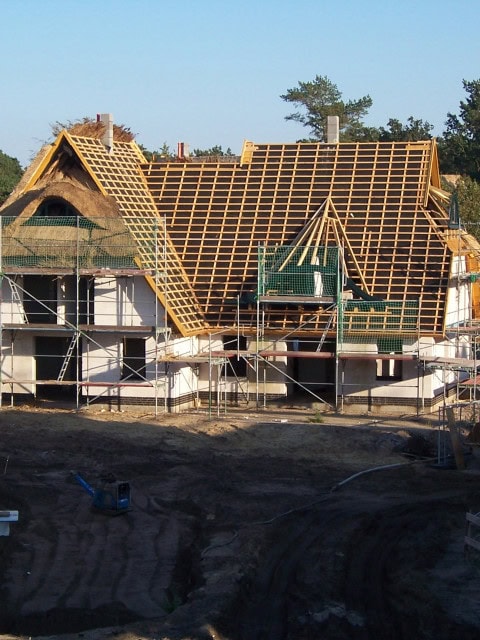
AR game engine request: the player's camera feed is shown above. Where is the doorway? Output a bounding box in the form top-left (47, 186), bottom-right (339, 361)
top-left (289, 339), bottom-right (336, 403)
top-left (35, 336), bottom-right (77, 399)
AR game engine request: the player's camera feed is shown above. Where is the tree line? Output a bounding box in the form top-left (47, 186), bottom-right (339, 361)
top-left (1, 77), bottom-right (479, 228)
top-left (281, 75), bottom-right (479, 178)
top-left (280, 76), bottom-right (480, 232)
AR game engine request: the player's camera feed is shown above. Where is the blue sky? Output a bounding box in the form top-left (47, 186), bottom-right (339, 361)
top-left (1, 0), bottom-right (479, 167)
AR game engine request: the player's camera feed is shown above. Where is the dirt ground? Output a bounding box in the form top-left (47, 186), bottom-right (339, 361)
top-left (1, 402), bottom-right (480, 640)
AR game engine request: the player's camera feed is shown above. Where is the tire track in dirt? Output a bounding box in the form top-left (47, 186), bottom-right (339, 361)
top-left (72, 515), bottom-right (127, 611)
top-left (342, 501), bottom-right (421, 638)
top-left (231, 494), bottom-right (354, 639)
top-left (225, 490), bottom-right (479, 640)
top-left (342, 494), bottom-right (480, 640)
top-left (3, 409), bottom-right (480, 639)
top-left (2, 474), bottom-right (199, 634)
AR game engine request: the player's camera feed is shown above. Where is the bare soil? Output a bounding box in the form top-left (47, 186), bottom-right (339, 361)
top-left (1, 403), bottom-right (480, 640)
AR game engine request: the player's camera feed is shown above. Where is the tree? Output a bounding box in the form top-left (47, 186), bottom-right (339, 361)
top-left (438, 79), bottom-right (480, 180)
top-left (192, 145), bottom-right (235, 157)
top-left (457, 177), bottom-right (480, 234)
top-left (280, 75), bottom-right (373, 142)
top-left (0, 149), bottom-right (23, 205)
top-left (442, 175), bottom-right (480, 239)
top-left (378, 117), bottom-right (433, 142)
top-left (139, 142), bottom-right (174, 162)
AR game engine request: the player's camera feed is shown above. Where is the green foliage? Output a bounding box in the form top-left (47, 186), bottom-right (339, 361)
top-left (379, 117), bottom-right (433, 142)
top-left (139, 143), bottom-right (236, 161)
top-left (280, 75), bottom-right (433, 144)
top-left (308, 411), bottom-right (324, 424)
top-left (281, 75), bottom-right (373, 142)
top-left (442, 176), bottom-right (480, 239)
top-left (439, 79), bottom-right (480, 180)
top-left (139, 142), bottom-right (174, 162)
top-left (0, 149), bottom-right (23, 205)
top-left (192, 145), bottom-right (235, 157)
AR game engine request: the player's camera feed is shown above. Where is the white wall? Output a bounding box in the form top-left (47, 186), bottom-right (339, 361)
top-left (94, 277), bottom-right (159, 326)
top-left (338, 338), bottom-right (417, 402)
top-left (1, 277), bottom-right (25, 324)
top-left (0, 273), bottom-right (201, 405)
top-left (157, 335), bottom-right (199, 401)
top-left (445, 255), bottom-right (471, 329)
top-left (0, 332), bottom-right (35, 394)
top-left (339, 333), bottom-right (471, 407)
top-left (81, 333), bottom-right (199, 402)
top-left (253, 339), bottom-right (288, 395)
top-left (194, 336), bottom-right (288, 401)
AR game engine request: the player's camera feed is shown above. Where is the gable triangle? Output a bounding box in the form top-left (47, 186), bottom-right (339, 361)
top-left (279, 196), bottom-right (371, 295)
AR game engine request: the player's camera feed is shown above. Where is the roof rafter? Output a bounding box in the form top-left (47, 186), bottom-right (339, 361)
top-left (278, 196), bottom-right (371, 294)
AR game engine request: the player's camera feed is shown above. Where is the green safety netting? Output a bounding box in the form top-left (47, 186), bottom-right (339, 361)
top-left (258, 245), bottom-right (338, 298)
top-left (257, 245), bottom-right (419, 348)
top-left (338, 299), bottom-right (419, 351)
top-left (0, 216), bottom-right (149, 269)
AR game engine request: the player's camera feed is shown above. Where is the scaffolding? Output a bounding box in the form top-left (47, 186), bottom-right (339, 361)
top-left (0, 216), bottom-right (170, 414)
top-left (253, 243), bottom-right (426, 411)
top-left (153, 223), bottom-right (480, 416)
top-left (432, 223), bottom-right (480, 423)
top-left (2, 215), bottom-right (480, 417)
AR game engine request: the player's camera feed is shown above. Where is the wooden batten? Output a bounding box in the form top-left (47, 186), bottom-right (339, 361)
top-left (144, 140), bottom-right (451, 335)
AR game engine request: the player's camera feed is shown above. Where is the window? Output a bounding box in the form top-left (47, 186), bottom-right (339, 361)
top-left (33, 198), bottom-right (78, 218)
top-left (376, 337), bottom-right (402, 381)
top-left (121, 338), bottom-right (146, 380)
top-left (78, 277), bottom-right (95, 325)
top-left (376, 358), bottom-right (402, 380)
top-left (23, 275), bottom-right (57, 323)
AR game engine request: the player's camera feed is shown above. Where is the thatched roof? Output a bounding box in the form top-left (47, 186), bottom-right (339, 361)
top-left (0, 180), bottom-right (121, 221)
top-left (0, 127), bottom-right (207, 335)
top-left (0, 181), bottom-right (135, 267)
top-left (64, 121), bottom-right (135, 142)
top-left (1, 219), bottom-right (135, 264)
top-left (0, 144), bottom-right (52, 210)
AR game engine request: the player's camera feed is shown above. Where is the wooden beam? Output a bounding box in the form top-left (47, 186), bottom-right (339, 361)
top-left (446, 407), bottom-right (466, 470)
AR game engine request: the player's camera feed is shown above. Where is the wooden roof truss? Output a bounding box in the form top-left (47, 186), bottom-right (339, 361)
top-left (276, 196), bottom-right (370, 295)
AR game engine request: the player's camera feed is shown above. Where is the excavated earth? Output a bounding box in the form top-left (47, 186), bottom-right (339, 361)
top-left (1, 403), bottom-right (480, 640)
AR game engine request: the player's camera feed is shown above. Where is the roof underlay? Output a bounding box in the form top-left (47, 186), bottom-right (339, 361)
top-left (144, 140), bottom-right (453, 335)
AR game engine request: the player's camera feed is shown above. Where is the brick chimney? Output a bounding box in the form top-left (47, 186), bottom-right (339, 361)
top-left (177, 142), bottom-right (190, 159)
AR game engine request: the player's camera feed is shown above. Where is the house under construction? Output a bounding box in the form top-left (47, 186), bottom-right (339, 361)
top-left (1, 114), bottom-right (479, 414)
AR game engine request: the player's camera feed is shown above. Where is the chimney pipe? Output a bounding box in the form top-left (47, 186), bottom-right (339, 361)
top-left (326, 115), bottom-right (339, 143)
top-left (97, 113), bottom-right (114, 153)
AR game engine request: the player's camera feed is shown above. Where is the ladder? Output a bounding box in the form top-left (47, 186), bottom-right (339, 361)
top-left (9, 279), bottom-right (28, 324)
top-left (57, 334), bottom-right (79, 382)
top-left (316, 312), bottom-right (335, 352)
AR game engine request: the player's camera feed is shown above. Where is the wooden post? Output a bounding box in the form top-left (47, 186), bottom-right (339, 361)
top-left (446, 407), bottom-right (466, 470)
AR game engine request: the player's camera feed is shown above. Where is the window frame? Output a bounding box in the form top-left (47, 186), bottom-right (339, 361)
top-left (121, 338), bottom-right (146, 381)
top-left (376, 337), bottom-right (403, 381)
